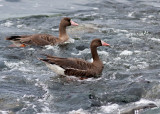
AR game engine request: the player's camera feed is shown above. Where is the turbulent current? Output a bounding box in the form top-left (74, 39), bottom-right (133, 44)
top-left (0, 0), bottom-right (160, 113)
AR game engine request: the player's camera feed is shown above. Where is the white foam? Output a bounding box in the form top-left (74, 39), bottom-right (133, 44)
top-left (44, 45), bottom-right (60, 55)
top-left (140, 18), bottom-right (147, 22)
top-left (148, 15), bottom-right (155, 18)
top-left (72, 49), bottom-right (109, 57)
top-left (32, 105), bottom-right (38, 112)
top-left (120, 98), bottom-right (159, 114)
top-left (100, 104), bottom-right (119, 113)
top-left (0, 4), bottom-right (3, 7)
top-left (68, 108), bottom-right (88, 114)
top-left (71, 48), bottom-right (90, 56)
top-left (130, 61), bottom-right (149, 70)
top-left (93, 7), bottom-right (99, 10)
top-left (135, 99), bottom-right (155, 105)
top-left (103, 61), bottom-right (107, 64)
top-left (134, 50), bottom-right (141, 54)
top-left (28, 77), bottom-right (52, 113)
top-left (64, 38), bottom-right (75, 43)
top-left (51, 28), bottom-right (59, 31)
top-left (120, 50), bottom-right (133, 56)
top-left (83, 77), bottom-right (102, 82)
top-left (137, 62), bottom-right (149, 69)
top-left (0, 110), bottom-right (10, 114)
top-left (27, 48), bottom-right (35, 51)
top-left (17, 24), bottom-right (23, 28)
top-left (98, 50), bottom-right (109, 56)
top-left (150, 38), bottom-right (160, 43)
top-left (4, 61), bottom-right (35, 72)
top-left (45, 45), bottom-right (55, 50)
top-left (87, 58), bottom-right (93, 62)
top-left (130, 37), bottom-right (142, 42)
top-left (41, 106), bottom-right (51, 112)
top-left (4, 61), bottom-right (23, 69)
top-left (110, 28), bottom-right (128, 34)
top-left (119, 29), bottom-right (128, 33)
top-left (23, 94), bottom-right (35, 99)
top-left (114, 57), bottom-right (121, 61)
top-left (128, 12), bottom-right (135, 18)
top-left (2, 21), bottom-right (14, 27)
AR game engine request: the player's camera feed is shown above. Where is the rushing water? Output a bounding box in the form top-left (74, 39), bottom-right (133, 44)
top-left (0, 0), bottom-right (160, 114)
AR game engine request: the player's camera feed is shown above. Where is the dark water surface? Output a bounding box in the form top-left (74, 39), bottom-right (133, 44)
top-left (0, 0), bottom-right (160, 113)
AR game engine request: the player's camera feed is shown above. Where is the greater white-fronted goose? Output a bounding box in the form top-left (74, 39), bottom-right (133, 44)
top-left (6, 17), bottom-right (78, 47)
top-left (39, 39), bottom-right (110, 78)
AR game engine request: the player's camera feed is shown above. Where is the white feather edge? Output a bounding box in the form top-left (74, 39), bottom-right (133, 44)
top-left (45, 62), bottom-right (65, 75)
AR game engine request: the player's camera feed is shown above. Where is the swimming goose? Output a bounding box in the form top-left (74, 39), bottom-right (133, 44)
top-left (39, 39), bottom-right (110, 78)
top-left (6, 17), bottom-right (78, 47)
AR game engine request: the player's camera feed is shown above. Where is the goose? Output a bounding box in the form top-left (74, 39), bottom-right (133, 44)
top-left (6, 17), bottom-right (78, 47)
top-left (39, 38), bottom-right (110, 78)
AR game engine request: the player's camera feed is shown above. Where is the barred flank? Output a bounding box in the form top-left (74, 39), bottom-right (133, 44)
top-left (64, 69), bottom-right (96, 78)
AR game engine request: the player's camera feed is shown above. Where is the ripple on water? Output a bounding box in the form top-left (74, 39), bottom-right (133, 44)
top-left (0, 61), bottom-right (7, 70)
top-left (4, 60), bottom-right (36, 72)
top-left (130, 61), bottom-right (149, 70)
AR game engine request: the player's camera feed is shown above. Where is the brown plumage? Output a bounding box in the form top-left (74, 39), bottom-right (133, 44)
top-left (6, 17), bottom-right (78, 47)
top-left (39, 39), bottom-right (110, 78)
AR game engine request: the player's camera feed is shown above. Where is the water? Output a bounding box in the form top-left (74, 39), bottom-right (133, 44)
top-left (0, 0), bottom-right (160, 113)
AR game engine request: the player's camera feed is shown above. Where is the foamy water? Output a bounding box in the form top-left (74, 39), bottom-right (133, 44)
top-left (0, 0), bottom-right (160, 113)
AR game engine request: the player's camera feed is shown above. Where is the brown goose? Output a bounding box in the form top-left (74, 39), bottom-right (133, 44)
top-left (6, 17), bottom-right (78, 47)
top-left (39, 39), bottom-right (110, 78)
